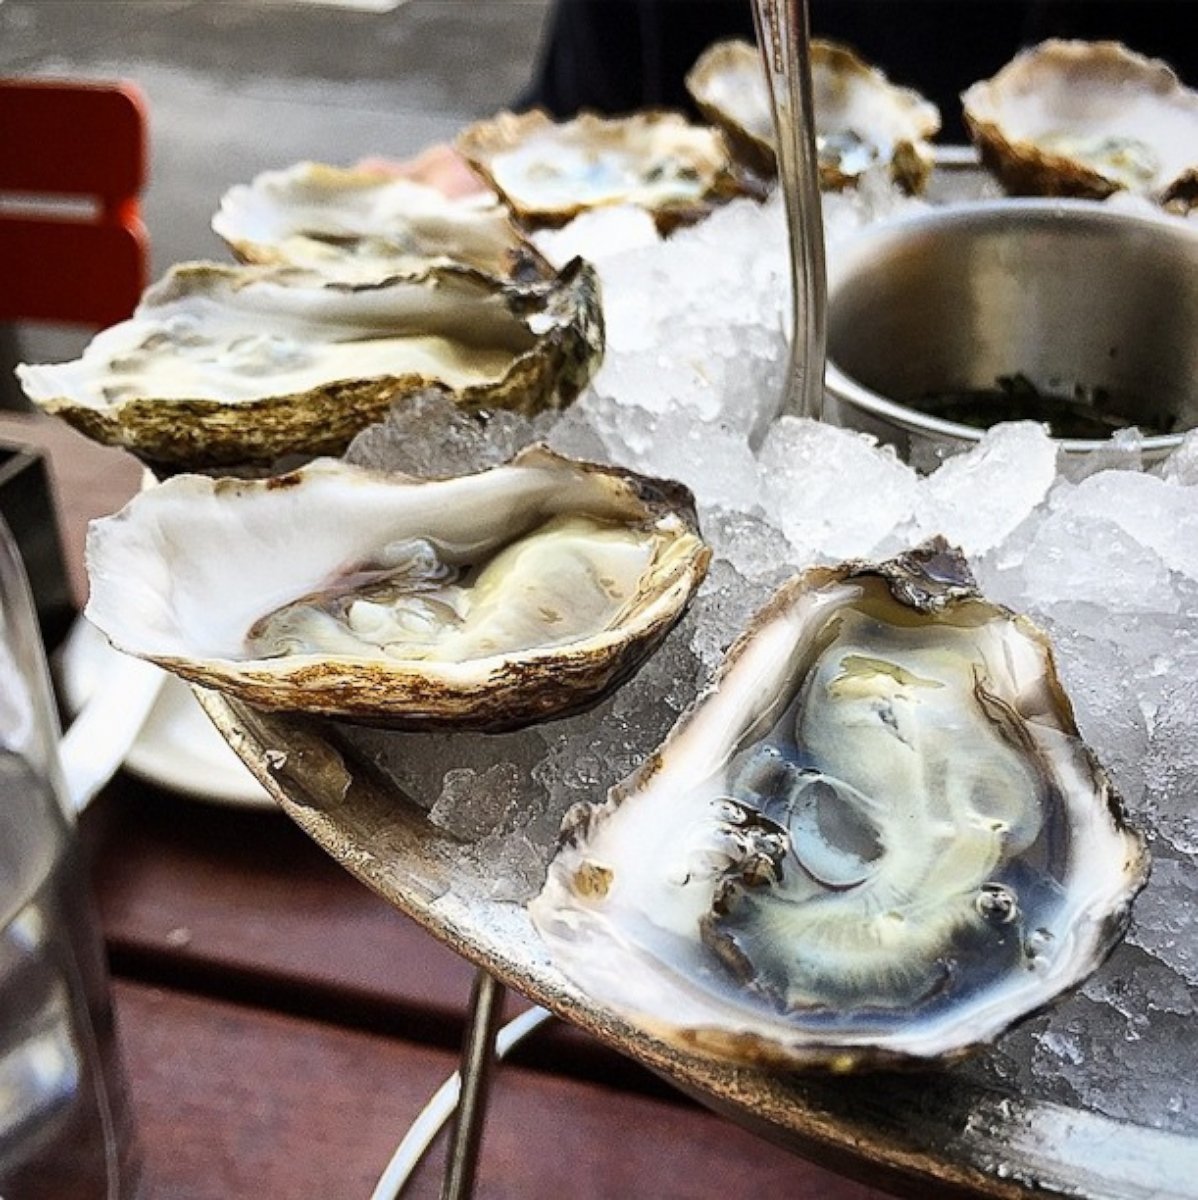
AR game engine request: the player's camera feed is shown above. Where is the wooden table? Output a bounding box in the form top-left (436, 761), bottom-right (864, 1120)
top-left (6, 412), bottom-right (893, 1198)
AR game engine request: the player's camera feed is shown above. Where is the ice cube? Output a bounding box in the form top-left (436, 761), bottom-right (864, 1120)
top-left (699, 508), bottom-right (796, 587)
top-left (688, 558), bottom-right (778, 674)
top-left (1034, 625), bottom-right (1149, 810)
top-left (1128, 857), bottom-right (1198, 987)
top-left (532, 204), bottom-right (660, 268)
top-left (911, 422), bottom-right (1058, 555)
top-left (821, 164), bottom-right (929, 244)
top-left (1143, 672), bottom-right (1198, 855)
top-left (588, 403), bottom-right (762, 513)
top-left (1156, 428), bottom-right (1198, 485)
top-left (1058, 425), bottom-right (1144, 482)
top-left (758, 417), bottom-right (918, 561)
top-left (345, 389), bottom-right (553, 476)
top-left (1057, 470), bottom-right (1198, 583)
top-left (429, 762), bottom-right (525, 840)
top-left (543, 400), bottom-right (613, 464)
top-left (1021, 511), bottom-right (1178, 614)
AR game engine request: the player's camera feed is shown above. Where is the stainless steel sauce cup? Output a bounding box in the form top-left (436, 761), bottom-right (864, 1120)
top-left (823, 199), bottom-right (1198, 469)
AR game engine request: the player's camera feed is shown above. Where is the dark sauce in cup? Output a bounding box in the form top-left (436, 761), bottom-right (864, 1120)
top-left (914, 374), bottom-right (1179, 440)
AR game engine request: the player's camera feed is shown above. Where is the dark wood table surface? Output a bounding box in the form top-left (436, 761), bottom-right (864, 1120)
top-left (4, 413), bottom-right (895, 1199)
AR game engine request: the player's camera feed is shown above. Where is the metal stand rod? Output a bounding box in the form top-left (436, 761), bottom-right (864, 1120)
top-left (370, 1006), bottom-right (553, 1200)
top-left (440, 969), bottom-right (506, 1200)
top-left (751, 0), bottom-right (827, 421)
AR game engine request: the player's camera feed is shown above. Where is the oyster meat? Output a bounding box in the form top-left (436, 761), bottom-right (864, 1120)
top-left (531, 541), bottom-right (1147, 1068)
top-left (686, 39), bottom-right (940, 192)
top-left (963, 40), bottom-right (1198, 206)
top-left (212, 162), bottom-right (554, 283)
top-left (17, 258), bottom-right (602, 469)
top-left (455, 109), bottom-right (756, 232)
top-left (84, 448), bottom-right (709, 729)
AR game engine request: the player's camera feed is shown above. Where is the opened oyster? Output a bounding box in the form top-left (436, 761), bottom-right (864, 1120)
top-left (17, 259), bottom-right (601, 469)
top-left (686, 39), bottom-right (940, 192)
top-left (455, 109), bottom-right (756, 232)
top-left (963, 40), bottom-right (1198, 206)
top-left (84, 448), bottom-right (709, 729)
top-left (531, 541), bottom-right (1147, 1068)
top-left (212, 162), bottom-right (554, 283)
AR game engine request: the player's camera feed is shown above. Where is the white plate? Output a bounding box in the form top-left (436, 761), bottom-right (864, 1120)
top-left (57, 619), bottom-right (274, 810)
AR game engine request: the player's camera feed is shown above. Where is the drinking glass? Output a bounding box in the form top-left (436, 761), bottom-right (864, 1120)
top-left (0, 515), bottom-right (140, 1199)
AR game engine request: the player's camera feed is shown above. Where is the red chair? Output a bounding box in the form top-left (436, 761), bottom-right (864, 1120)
top-left (0, 79), bottom-right (149, 328)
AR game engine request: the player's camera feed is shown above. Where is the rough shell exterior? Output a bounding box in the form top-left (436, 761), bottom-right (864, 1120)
top-left (685, 40), bottom-right (777, 178)
top-left (456, 108), bottom-right (761, 233)
top-left (212, 161), bottom-right (557, 284)
top-left (18, 258), bottom-right (603, 470)
top-left (963, 40), bottom-right (1198, 208)
top-left (685, 38), bottom-right (941, 194)
top-left (84, 447), bottom-right (711, 731)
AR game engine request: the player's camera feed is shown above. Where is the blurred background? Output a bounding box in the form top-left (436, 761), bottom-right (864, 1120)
top-left (1, 0), bottom-right (551, 276)
top-left (0, 0), bottom-right (551, 369)
top-left (4, 0), bottom-right (1194, 369)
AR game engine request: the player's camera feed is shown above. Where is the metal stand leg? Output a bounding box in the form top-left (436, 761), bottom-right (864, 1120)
top-left (0, 324), bottom-right (25, 411)
top-left (369, 1000), bottom-right (553, 1200)
top-left (440, 969), bottom-right (506, 1200)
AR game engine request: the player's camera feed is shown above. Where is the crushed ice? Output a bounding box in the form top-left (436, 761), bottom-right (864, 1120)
top-left (341, 174), bottom-right (1198, 1134)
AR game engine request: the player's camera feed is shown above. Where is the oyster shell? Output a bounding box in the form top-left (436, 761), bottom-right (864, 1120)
top-left (963, 40), bottom-right (1198, 207)
top-left (531, 541), bottom-right (1147, 1068)
top-left (17, 258), bottom-right (602, 469)
top-left (455, 109), bottom-right (757, 233)
top-left (84, 448), bottom-right (710, 730)
top-left (685, 39), bottom-right (940, 192)
top-left (212, 162), bottom-right (555, 283)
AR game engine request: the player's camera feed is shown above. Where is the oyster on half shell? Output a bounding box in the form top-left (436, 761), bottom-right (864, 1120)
top-left (17, 258), bottom-right (602, 469)
top-left (531, 541), bottom-right (1147, 1068)
top-left (963, 40), bottom-right (1198, 207)
top-left (456, 109), bottom-right (758, 233)
top-left (685, 39), bottom-right (940, 192)
top-left (84, 448), bottom-right (710, 730)
top-left (212, 162), bottom-right (555, 284)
